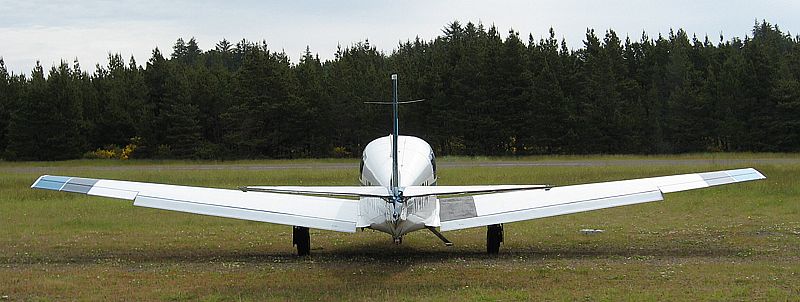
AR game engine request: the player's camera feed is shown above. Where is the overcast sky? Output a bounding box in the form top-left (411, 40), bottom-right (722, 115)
top-left (2, 0), bottom-right (799, 75)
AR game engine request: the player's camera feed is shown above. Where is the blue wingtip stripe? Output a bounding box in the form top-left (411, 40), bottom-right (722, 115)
top-left (731, 172), bottom-right (763, 182)
top-left (32, 176), bottom-right (100, 193)
top-left (33, 179), bottom-right (67, 190)
top-left (41, 175), bottom-right (72, 183)
top-left (698, 169), bottom-right (764, 185)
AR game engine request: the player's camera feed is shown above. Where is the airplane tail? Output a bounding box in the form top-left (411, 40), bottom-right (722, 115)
top-left (367, 74), bottom-right (425, 220)
top-left (362, 74), bottom-right (424, 197)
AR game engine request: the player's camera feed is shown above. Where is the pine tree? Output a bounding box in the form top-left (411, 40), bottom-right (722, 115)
top-left (211, 38), bottom-right (237, 71)
top-left (525, 29), bottom-right (571, 153)
top-left (3, 20), bottom-right (800, 159)
top-left (0, 58), bottom-right (10, 156)
top-left (574, 29), bottom-right (614, 153)
top-left (662, 30), bottom-right (705, 152)
top-left (191, 64), bottom-right (229, 158)
top-left (185, 37), bottom-right (202, 65)
top-left (92, 54), bottom-right (147, 149)
top-left (49, 61), bottom-right (87, 157)
top-left (158, 63), bottom-right (204, 158)
top-left (6, 62), bottom-right (84, 160)
top-left (4, 63), bottom-right (44, 160)
top-left (495, 29), bottom-right (529, 154)
top-left (321, 41), bottom-right (388, 156)
top-left (171, 38), bottom-right (188, 60)
top-left (215, 39), bottom-right (232, 52)
top-left (295, 46), bottom-right (328, 156)
top-left (71, 59), bottom-right (97, 150)
top-left (136, 48), bottom-right (170, 157)
top-left (223, 44), bottom-right (311, 158)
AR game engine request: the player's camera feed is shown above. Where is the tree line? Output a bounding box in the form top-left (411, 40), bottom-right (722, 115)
top-left (0, 20), bottom-right (799, 160)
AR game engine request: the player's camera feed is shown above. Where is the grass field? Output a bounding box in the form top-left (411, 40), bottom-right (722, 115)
top-left (1, 155), bottom-right (798, 301)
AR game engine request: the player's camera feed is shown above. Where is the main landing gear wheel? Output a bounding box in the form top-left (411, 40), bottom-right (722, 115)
top-left (293, 226), bottom-right (310, 256)
top-left (486, 224), bottom-right (504, 254)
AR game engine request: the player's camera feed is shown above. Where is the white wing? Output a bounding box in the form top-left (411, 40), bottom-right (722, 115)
top-left (440, 168), bottom-right (765, 231)
top-left (31, 175), bottom-right (358, 232)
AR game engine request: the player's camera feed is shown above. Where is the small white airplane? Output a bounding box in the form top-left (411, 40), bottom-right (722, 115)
top-left (31, 74), bottom-right (766, 255)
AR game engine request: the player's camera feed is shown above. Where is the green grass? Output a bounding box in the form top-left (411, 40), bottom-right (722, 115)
top-left (1, 155), bottom-right (798, 301)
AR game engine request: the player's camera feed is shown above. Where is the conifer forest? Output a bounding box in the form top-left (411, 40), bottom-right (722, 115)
top-left (1, 20), bottom-right (799, 160)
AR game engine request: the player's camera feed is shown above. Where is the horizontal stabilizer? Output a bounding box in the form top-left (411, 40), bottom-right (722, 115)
top-left (364, 99), bottom-right (425, 105)
top-left (402, 185), bottom-right (551, 197)
top-left (241, 186), bottom-right (391, 198)
top-left (241, 184), bottom-right (551, 198)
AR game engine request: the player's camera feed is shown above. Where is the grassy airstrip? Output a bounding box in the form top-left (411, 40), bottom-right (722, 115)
top-left (1, 154), bottom-right (798, 301)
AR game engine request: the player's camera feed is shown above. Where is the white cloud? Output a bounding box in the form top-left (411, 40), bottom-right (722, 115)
top-left (2, 0), bottom-right (799, 75)
top-left (1, 21), bottom-right (185, 74)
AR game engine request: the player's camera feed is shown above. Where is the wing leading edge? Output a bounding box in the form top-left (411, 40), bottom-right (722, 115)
top-left (31, 175), bottom-right (358, 232)
top-left (439, 168), bottom-right (765, 231)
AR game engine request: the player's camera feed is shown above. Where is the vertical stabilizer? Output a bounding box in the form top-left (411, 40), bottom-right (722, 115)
top-left (391, 74), bottom-right (400, 198)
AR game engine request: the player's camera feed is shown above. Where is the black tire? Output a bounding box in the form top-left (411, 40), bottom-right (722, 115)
top-left (293, 226), bottom-right (310, 256)
top-left (486, 224), bottom-right (503, 254)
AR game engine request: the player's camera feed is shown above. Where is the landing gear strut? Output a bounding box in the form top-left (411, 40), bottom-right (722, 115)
top-left (293, 226), bottom-right (310, 256)
top-left (486, 224), bottom-right (504, 254)
top-left (426, 226), bottom-right (454, 246)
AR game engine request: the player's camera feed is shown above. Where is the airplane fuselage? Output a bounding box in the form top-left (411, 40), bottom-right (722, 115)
top-left (357, 135), bottom-right (439, 238)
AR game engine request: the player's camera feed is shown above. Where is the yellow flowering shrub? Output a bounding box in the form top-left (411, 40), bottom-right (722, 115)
top-left (332, 146), bottom-right (351, 158)
top-left (83, 137), bottom-right (139, 160)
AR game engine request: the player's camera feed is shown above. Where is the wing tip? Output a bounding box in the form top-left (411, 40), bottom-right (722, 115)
top-left (751, 168), bottom-right (766, 179)
top-left (30, 175), bottom-right (45, 189)
top-left (31, 174), bottom-right (54, 190)
top-left (740, 168), bottom-right (766, 181)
